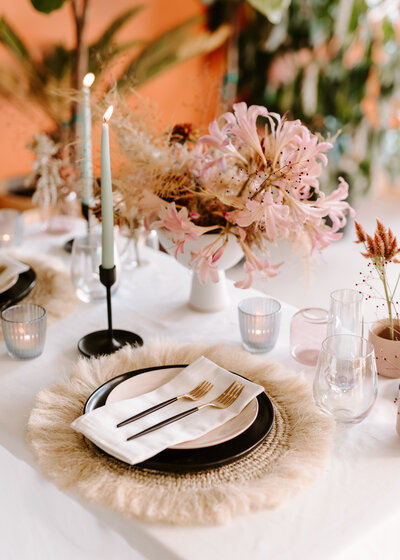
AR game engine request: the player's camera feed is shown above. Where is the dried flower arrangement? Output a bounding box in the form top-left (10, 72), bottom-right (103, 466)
top-left (105, 98), bottom-right (354, 288)
top-left (25, 133), bottom-right (77, 211)
top-left (355, 219), bottom-right (400, 341)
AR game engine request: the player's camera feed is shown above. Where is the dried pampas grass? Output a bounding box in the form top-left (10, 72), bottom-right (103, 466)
top-left (1, 251), bottom-right (78, 339)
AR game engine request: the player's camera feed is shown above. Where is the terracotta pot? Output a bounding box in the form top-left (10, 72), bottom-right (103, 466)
top-left (397, 390), bottom-right (400, 437)
top-left (368, 319), bottom-right (400, 379)
top-left (158, 230), bottom-right (243, 312)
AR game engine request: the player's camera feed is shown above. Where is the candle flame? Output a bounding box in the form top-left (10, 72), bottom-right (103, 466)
top-left (82, 72), bottom-right (95, 88)
top-left (103, 105), bottom-right (113, 123)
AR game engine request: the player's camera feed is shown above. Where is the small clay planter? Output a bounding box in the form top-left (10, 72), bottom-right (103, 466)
top-left (397, 389), bottom-right (400, 437)
top-left (369, 319), bottom-right (400, 379)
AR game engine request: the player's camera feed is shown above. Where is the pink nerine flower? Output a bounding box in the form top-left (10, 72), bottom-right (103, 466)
top-left (314, 177), bottom-right (355, 232)
top-left (152, 203), bottom-right (215, 258)
top-left (190, 235), bottom-right (229, 284)
top-left (234, 245), bottom-right (283, 289)
top-left (229, 192), bottom-right (290, 241)
top-left (138, 190), bottom-right (166, 230)
top-left (192, 250), bottom-right (220, 284)
top-left (222, 102), bottom-right (270, 164)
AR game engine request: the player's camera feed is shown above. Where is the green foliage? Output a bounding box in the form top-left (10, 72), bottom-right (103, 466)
top-left (247, 0), bottom-right (291, 24)
top-left (0, 7), bottom-right (229, 129)
top-left (233, 0), bottom-right (400, 194)
top-left (30, 0), bottom-right (68, 14)
top-left (118, 16), bottom-right (202, 89)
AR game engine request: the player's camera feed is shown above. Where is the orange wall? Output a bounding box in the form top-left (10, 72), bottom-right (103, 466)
top-left (0, 0), bottom-right (224, 180)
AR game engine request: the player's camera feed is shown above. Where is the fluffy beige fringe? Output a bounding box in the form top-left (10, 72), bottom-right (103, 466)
top-left (27, 341), bottom-right (335, 526)
top-left (1, 251), bottom-right (78, 337)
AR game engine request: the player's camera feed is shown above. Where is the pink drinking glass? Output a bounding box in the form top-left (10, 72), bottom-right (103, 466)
top-left (290, 308), bottom-right (328, 366)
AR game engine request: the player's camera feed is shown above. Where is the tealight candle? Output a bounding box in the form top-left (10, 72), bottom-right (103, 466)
top-left (0, 209), bottom-right (23, 247)
top-left (1, 304), bottom-right (47, 360)
top-left (238, 297), bottom-right (281, 353)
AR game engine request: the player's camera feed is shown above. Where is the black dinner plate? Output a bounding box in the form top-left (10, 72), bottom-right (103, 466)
top-left (84, 364), bottom-right (274, 473)
top-left (0, 267), bottom-right (36, 311)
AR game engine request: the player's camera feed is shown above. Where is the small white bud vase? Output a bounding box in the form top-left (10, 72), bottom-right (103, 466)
top-left (158, 230), bottom-right (243, 312)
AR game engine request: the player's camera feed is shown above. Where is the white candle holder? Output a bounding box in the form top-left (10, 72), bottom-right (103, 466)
top-left (238, 297), bottom-right (281, 353)
top-left (1, 304), bottom-right (46, 359)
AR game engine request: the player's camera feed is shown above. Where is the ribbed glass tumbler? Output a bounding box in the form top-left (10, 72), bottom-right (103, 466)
top-left (1, 304), bottom-right (47, 359)
top-left (238, 297), bottom-right (281, 353)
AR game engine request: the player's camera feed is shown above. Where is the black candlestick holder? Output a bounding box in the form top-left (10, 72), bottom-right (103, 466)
top-left (78, 265), bottom-right (143, 357)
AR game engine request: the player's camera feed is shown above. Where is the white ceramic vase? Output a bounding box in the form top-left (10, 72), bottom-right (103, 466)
top-left (158, 230), bottom-right (243, 312)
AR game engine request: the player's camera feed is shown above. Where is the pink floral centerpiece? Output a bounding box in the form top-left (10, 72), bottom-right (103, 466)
top-left (142, 104), bottom-right (353, 283)
top-left (106, 100), bottom-right (354, 310)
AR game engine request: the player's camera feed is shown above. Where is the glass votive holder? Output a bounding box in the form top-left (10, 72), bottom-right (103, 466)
top-left (290, 308), bottom-right (328, 366)
top-left (1, 304), bottom-right (47, 359)
top-left (238, 297), bottom-right (281, 353)
top-left (71, 233), bottom-right (120, 302)
top-left (0, 209), bottom-right (23, 247)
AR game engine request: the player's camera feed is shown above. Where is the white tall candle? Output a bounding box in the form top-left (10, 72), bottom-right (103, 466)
top-left (81, 72), bottom-right (95, 205)
top-left (101, 106), bottom-right (115, 270)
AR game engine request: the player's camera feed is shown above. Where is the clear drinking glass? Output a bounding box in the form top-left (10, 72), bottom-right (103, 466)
top-left (238, 297), bottom-right (281, 353)
top-left (290, 308), bottom-right (328, 366)
top-left (327, 289), bottom-right (363, 337)
top-left (1, 304), bottom-right (47, 359)
top-left (313, 334), bottom-right (378, 424)
top-left (0, 209), bottom-right (23, 247)
top-left (71, 233), bottom-right (120, 302)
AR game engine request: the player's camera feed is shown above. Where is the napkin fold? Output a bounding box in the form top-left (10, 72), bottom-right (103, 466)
top-left (0, 255), bottom-right (29, 293)
top-left (71, 356), bottom-right (264, 465)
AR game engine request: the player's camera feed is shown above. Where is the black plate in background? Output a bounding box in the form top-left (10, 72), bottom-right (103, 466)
top-left (63, 239), bottom-right (74, 253)
top-left (84, 364), bottom-right (274, 473)
top-left (0, 267), bottom-right (36, 311)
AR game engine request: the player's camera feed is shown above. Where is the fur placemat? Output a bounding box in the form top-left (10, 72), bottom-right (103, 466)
top-left (27, 341), bottom-right (335, 525)
top-left (1, 251), bottom-right (78, 338)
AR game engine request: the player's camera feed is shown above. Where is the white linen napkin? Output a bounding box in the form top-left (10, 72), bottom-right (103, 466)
top-left (0, 255), bottom-right (29, 293)
top-left (71, 356), bottom-right (264, 465)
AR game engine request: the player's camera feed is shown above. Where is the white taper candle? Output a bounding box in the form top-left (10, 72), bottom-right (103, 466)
top-left (81, 72), bottom-right (95, 205)
top-left (101, 105), bottom-right (115, 269)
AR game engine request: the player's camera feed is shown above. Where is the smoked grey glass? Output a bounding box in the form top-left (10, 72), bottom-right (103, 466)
top-left (238, 297), bottom-right (281, 353)
top-left (313, 334), bottom-right (378, 424)
top-left (1, 304), bottom-right (47, 359)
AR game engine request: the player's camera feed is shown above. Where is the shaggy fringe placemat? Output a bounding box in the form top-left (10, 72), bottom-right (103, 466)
top-left (1, 251), bottom-right (78, 338)
top-left (27, 341), bottom-right (335, 525)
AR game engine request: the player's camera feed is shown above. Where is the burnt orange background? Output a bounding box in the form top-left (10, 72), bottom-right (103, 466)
top-left (0, 0), bottom-right (224, 181)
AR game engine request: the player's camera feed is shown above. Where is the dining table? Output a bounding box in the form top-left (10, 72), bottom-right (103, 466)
top-left (0, 216), bottom-right (399, 560)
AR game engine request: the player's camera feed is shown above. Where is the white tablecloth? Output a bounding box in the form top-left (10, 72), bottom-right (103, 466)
top-left (0, 218), bottom-right (399, 560)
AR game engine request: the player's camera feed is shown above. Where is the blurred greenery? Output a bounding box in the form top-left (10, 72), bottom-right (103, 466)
top-left (0, 4), bottom-right (229, 130)
top-left (211, 0), bottom-right (400, 195)
top-left (30, 0), bottom-right (67, 14)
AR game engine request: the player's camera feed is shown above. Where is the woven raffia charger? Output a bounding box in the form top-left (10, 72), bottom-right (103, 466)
top-left (27, 341), bottom-right (335, 525)
top-left (1, 251), bottom-right (78, 339)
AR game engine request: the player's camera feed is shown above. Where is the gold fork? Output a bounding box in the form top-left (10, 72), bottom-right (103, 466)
top-left (116, 380), bottom-right (213, 428)
top-left (126, 381), bottom-right (245, 441)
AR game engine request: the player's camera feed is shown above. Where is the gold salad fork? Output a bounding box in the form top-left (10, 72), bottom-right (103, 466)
top-left (126, 381), bottom-right (245, 441)
top-left (116, 380), bottom-right (213, 428)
